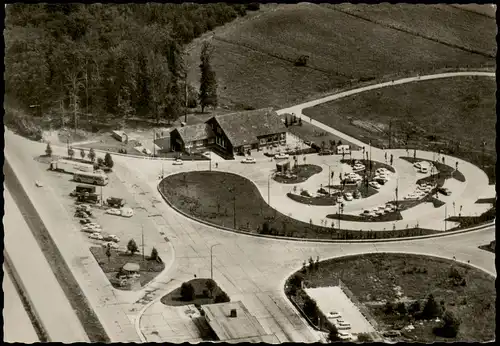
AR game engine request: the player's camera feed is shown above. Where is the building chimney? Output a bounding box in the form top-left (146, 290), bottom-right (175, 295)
top-left (230, 309), bottom-right (237, 318)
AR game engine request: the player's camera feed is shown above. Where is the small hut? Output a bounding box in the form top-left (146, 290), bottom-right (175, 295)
top-left (116, 262), bottom-right (141, 290)
top-left (276, 160), bottom-right (291, 173)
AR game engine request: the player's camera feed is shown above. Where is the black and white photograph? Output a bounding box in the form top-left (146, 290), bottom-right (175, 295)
top-left (3, 2), bottom-right (496, 343)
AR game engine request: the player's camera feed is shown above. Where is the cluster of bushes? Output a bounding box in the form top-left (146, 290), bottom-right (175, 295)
top-left (284, 113), bottom-right (303, 127)
top-left (180, 280), bottom-right (230, 303)
top-left (402, 266), bottom-right (428, 274)
top-left (4, 106), bottom-right (43, 141)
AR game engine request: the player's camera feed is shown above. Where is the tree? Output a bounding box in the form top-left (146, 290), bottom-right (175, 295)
top-left (97, 157), bottom-right (104, 166)
top-left (285, 116), bottom-right (288, 127)
top-left (80, 148), bottom-right (86, 160)
top-left (434, 310), bottom-right (460, 337)
top-left (150, 247), bottom-right (159, 261)
top-left (356, 333), bottom-right (373, 342)
top-left (127, 239), bottom-right (139, 255)
top-left (205, 279), bottom-right (216, 298)
top-left (298, 117), bottom-right (302, 126)
top-left (422, 294), bottom-right (441, 319)
top-left (409, 300), bottom-right (421, 315)
top-left (68, 147), bottom-right (75, 159)
top-left (45, 142), bottom-right (53, 157)
top-left (396, 302), bottom-right (407, 314)
top-left (303, 296), bottom-right (318, 320)
top-left (88, 148), bottom-right (96, 162)
top-left (214, 291), bottom-right (230, 303)
top-left (104, 152), bottom-right (114, 168)
top-left (337, 140), bottom-right (342, 146)
top-left (105, 244), bottom-right (112, 263)
top-left (180, 282), bottom-right (195, 301)
top-left (199, 41), bottom-right (218, 113)
top-left (289, 273), bottom-right (304, 291)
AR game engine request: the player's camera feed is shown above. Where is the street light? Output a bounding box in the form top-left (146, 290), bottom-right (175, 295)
top-left (210, 243), bottom-right (221, 280)
top-left (327, 164), bottom-right (334, 196)
top-left (268, 172), bottom-right (274, 207)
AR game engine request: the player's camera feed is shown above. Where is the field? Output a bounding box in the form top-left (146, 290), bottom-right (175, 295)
top-left (159, 171), bottom-right (438, 240)
top-left (294, 253), bottom-right (495, 342)
top-left (302, 77), bottom-right (496, 183)
top-left (186, 3), bottom-right (494, 110)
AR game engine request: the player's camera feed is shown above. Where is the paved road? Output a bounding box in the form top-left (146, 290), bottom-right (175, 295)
top-left (2, 266), bottom-right (39, 343)
top-left (4, 71), bottom-right (496, 343)
top-left (3, 187), bottom-right (90, 343)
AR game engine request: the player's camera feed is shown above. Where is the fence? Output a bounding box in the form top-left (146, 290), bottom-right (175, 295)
top-left (338, 279), bottom-right (379, 331)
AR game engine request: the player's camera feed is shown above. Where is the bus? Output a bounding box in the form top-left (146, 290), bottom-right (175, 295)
top-left (73, 171), bottom-right (109, 186)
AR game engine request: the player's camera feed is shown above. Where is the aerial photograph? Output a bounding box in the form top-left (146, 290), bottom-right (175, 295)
top-left (3, 2), bottom-right (496, 343)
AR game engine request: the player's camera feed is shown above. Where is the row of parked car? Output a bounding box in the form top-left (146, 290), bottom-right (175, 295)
top-left (326, 311), bottom-right (353, 340)
top-left (360, 202), bottom-right (398, 217)
top-left (75, 204), bottom-right (121, 249)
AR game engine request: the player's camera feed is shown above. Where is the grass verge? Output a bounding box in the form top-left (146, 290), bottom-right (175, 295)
top-left (273, 164), bottom-right (322, 184)
top-left (159, 171), bottom-right (439, 240)
top-left (89, 247), bottom-right (164, 290)
top-left (286, 253), bottom-right (495, 342)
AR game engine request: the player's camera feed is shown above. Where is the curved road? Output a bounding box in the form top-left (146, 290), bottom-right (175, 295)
top-left (4, 71), bottom-right (496, 343)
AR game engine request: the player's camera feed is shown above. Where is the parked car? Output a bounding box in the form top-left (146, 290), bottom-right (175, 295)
top-left (89, 232), bottom-right (104, 240)
top-left (35, 180), bottom-right (43, 187)
top-left (338, 332), bottom-right (352, 341)
top-left (318, 149), bottom-right (333, 156)
top-left (274, 153), bottom-right (289, 159)
top-left (344, 192), bottom-right (353, 201)
top-left (106, 208), bottom-right (121, 215)
top-left (419, 166), bottom-right (429, 173)
top-left (75, 210), bottom-right (91, 218)
top-left (101, 241), bottom-right (119, 249)
top-left (353, 164), bottom-right (365, 171)
top-left (79, 218), bottom-right (92, 225)
top-left (438, 187), bottom-right (452, 196)
top-left (336, 324), bottom-right (351, 330)
top-left (173, 158), bottom-right (184, 165)
top-left (82, 225), bottom-right (102, 232)
top-left (76, 204), bottom-right (92, 213)
top-left (369, 181), bottom-right (381, 189)
top-left (414, 162), bottom-right (423, 169)
top-left (374, 177), bottom-right (388, 185)
top-left (202, 151), bottom-right (212, 159)
top-left (103, 234), bottom-right (120, 243)
top-left (120, 207), bottom-right (134, 218)
top-left (304, 140), bottom-right (312, 146)
top-left (241, 157), bottom-right (257, 164)
top-left (327, 311), bottom-right (341, 319)
top-left (142, 148), bottom-right (152, 155)
top-left (383, 330), bottom-right (401, 338)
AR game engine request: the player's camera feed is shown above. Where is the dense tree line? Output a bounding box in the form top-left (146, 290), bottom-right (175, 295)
top-left (5, 3), bottom-right (248, 125)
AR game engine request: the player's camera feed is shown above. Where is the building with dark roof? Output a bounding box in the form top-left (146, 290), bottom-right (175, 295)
top-left (169, 108), bottom-right (286, 158)
top-left (200, 301), bottom-right (280, 343)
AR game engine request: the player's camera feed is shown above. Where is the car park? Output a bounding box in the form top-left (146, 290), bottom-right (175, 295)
top-left (438, 187), bottom-right (452, 196)
top-left (369, 181), bottom-right (381, 189)
top-left (106, 208), bottom-right (121, 215)
top-left (173, 158), bottom-right (184, 165)
top-left (89, 232), bottom-right (104, 240)
top-left (101, 241), bottom-right (119, 249)
top-left (241, 157), bottom-right (257, 164)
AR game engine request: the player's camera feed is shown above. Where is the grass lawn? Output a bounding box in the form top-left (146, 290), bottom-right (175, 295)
top-left (273, 164), bottom-right (322, 184)
top-left (160, 278), bottom-right (228, 307)
top-left (303, 77), bottom-right (496, 183)
top-left (89, 247), bottom-right (165, 290)
top-left (186, 4), bottom-right (493, 111)
top-left (159, 171), bottom-right (439, 240)
top-left (329, 3), bottom-right (496, 57)
top-left (291, 253), bottom-right (495, 342)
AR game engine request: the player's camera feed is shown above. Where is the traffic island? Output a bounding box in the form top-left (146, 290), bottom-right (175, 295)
top-left (89, 246), bottom-right (165, 291)
top-left (159, 171), bottom-right (440, 240)
top-left (161, 278), bottom-right (230, 307)
top-left (285, 253), bottom-right (495, 343)
top-left (273, 164), bottom-right (322, 184)
top-left (400, 157), bottom-right (466, 185)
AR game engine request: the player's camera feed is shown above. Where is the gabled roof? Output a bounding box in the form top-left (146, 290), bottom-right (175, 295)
top-left (173, 123), bottom-right (214, 143)
top-left (213, 108), bottom-right (286, 147)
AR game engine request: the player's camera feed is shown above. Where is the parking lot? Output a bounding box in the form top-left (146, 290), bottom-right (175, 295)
top-left (33, 159), bottom-right (170, 261)
top-left (304, 286), bottom-right (375, 337)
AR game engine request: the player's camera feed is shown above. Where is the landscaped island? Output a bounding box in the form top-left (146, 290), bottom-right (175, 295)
top-left (285, 253), bottom-right (495, 342)
top-left (159, 171), bottom-right (438, 240)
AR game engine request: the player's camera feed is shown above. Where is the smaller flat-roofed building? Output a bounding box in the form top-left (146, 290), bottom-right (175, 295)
top-left (201, 301), bottom-right (279, 343)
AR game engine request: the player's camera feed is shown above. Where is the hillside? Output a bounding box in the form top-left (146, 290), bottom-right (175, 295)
top-left (186, 3), bottom-right (495, 110)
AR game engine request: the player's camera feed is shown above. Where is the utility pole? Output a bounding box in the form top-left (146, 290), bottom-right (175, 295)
top-left (100, 186), bottom-right (103, 207)
top-left (395, 178), bottom-right (399, 210)
top-left (328, 165), bottom-right (331, 196)
top-left (444, 205), bottom-right (447, 232)
top-left (141, 224), bottom-right (145, 262)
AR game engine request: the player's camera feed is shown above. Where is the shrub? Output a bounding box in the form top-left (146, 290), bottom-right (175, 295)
top-left (303, 296), bottom-right (318, 320)
top-left (300, 190), bottom-right (311, 197)
top-left (104, 152), bottom-right (114, 168)
top-left (97, 157), bottom-right (104, 166)
top-left (384, 301), bottom-right (395, 314)
top-left (422, 294), bottom-right (441, 319)
top-left (262, 221), bottom-right (270, 234)
top-left (409, 300), bottom-right (421, 314)
top-left (357, 333), bottom-right (373, 342)
top-left (150, 247), bottom-right (159, 261)
top-left (214, 291), bottom-right (230, 303)
top-left (328, 324), bottom-right (341, 342)
top-left (434, 310), bottom-right (461, 338)
top-left (396, 302), bottom-right (407, 314)
top-left (88, 148), bottom-right (96, 162)
top-left (80, 149), bottom-right (86, 160)
top-left (180, 282), bottom-right (195, 301)
top-left (289, 273), bottom-right (304, 290)
top-left (205, 279), bottom-right (216, 298)
top-left (45, 142), bottom-right (53, 157)
top-left (68, 147), bottom-right (75, 159)
top-left (127, 239), bottom-right (139, 255)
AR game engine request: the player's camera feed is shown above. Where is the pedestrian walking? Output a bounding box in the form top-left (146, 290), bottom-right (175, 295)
top-left (393, 223), bottom-right (396, 231)
top-left (384, 152), bottom-right (387, 162)
top-left (215, 162), bottom-right (218, 168)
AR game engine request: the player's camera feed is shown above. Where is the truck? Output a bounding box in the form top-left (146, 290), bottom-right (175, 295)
top-left (50, 159), bottom-right (94, 175)
top-left (70, 184), bottom-right (97, 197)
top-left (106, 197), bottom-right (125, 208)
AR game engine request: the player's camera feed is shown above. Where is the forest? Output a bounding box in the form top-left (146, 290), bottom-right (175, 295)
top-left (4, 3), bottom-right (253, 134)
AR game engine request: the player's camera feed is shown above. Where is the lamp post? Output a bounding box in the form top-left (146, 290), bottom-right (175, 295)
top-left (328, 165), bottom-right (333, 196)
top-left (210, 243), bottom-right (221, 280)
top-left (444, 204), bottom-right (447, 232)
top-left (268, 172), bottom-right (274, 207)
top-left (395, 177), bottom-right (399, 210)
top-left (369, 141), bottom-right (372, 173)
top-left (338, 203), bottom-right (343, 231)
top-left (209, 152), bottom-right (212, 171)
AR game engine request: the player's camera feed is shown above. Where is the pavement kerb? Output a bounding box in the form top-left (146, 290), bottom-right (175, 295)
top-left (156, 171), bottom-right (494, 244)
